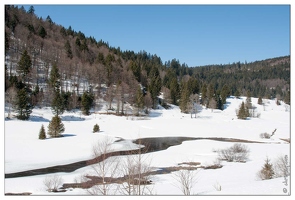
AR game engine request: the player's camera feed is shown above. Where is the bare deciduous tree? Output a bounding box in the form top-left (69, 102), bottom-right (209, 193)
top-left (173, 168), bottom-right (198, 195)
top-left (119, 139), bottom-right (154, 195)
top-left (87, 137), bottom-right (120, 195)
top-left (5, 86), bottom-right (17, 118)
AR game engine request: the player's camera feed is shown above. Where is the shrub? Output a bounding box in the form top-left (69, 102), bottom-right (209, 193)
top-left (43, 175), bottom-right (64, 192)
top-left (257, 157), bottom-right (275, 180)
top-left (93, 123), bottom-right (100, 133)
top-left (260, 132), bottom-right (271, 139)
top-left (218, 143), bottom-right (250, 162)
top-left (39, 124), bottom-right (46, 140)
top-left (274, 155), bottom-right (290, 178)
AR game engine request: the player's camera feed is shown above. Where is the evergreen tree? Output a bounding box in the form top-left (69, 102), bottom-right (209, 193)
top-left (48, 63), bottom-right (61, 92)
top-left (93, 124), bottom-right (100, 133)
top-left (215, 94), bottom-right (223, 110)
top-left (220, 84), bottom-right (230, 104)
top-left (51, 91), bottom-right (65, 116)
top-left (129, 61), bottom-right (141, 82)
top-left (234, 90), bottom-right (241, 99)
top-left (17, 50), bottom-right (32, 82)
top-left (38, 26), bottom-right (47, 38)
top-left (39, 124), bottom-right (46, 140)
top-left (201, 83), bottom-right (207, 106)
top-left (259, 157), bottom-right (275, 180)
top-left (237, 101), bottom-right (250, 120)
top-left (47, 115), bottom-right (65, 138)
top-left (46, 15), bottom-right (53, 24)
top-left (15, 88), bottom-right (33, 120)
top-left (27, 6), bottom-right (35, 14)
top-left (169, 78), bottom-right (180, 105)
top-left (135, 86), bottom-right (144, 115)
top-left (179, 82), bottom-right (190, 113)
top-left (60, 27), bottom-right (67, 37)
top-left (81, 91), bottom-right (94, 115)
top-left (148, 66), bottom-right (162, 109)
top-left (64, 40), bottom-right (73, 59)
top-left (258, 97), bottom-right (263, 105)
top-left (284, 91), bottom-right (290, 105)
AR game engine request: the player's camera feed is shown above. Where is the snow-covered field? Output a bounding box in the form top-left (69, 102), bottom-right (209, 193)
top-left (4, 96), bottom-right (291, 195)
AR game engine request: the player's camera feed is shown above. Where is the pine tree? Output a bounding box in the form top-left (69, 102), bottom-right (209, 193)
top-left (39, 124), bottom-right (46, 139)
top-left (179, 82), bottom-right (190, 113)
top-left (169, 78), bottom-right (180, 105)
top-left (48, 63), bottom-right (61, 92)
top-left (38, 26), bottom-right (47, 38)
top-left (93, 124), bottom-right (100, 133)
top-left (17, 50), bottom-right (32, 83)
top-left (27, 6), bottom-right (35, 14)
top-left (148, 66), bottom-right (162, 109)
top-left (51, 91), bottom-right (65, 116)
top-left (259, 157), bottom-right (275, 180)
top-left (220, 84), bottom-right (230, 104)
top-left (15, 88), bottom-right (33, 120)
top-left (81, 91), bottom-right (94, 115)
top-left (64, 40), bottom-right (73, 59)
top-left (284, 91), bottom-right (290, 105)
top-left (135, 86), bottom-right (144, 115)
top-left (234, 89), bottom-right (241, 99)
top-left (257, 97), bottom-right (263, 105)
top-left (129, 61), bottom-right (141, 82)
top-left (48, 115), bottom-right (65, 138)
top-left (201, 83), bottom-right (207, 106)
top-left (237, 101), bottom-right (249, 120)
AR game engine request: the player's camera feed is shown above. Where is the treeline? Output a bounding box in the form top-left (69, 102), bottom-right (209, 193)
top-left (4, 5), bottom-right (290, 120)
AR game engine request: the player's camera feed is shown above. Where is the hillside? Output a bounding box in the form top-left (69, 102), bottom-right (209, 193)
top-left (5, 5), bottom-right (290, 120)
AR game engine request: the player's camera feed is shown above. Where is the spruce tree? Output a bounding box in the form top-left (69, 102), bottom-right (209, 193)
top-left (258, 97), bottom-right (263, 105)
top-left (15, 88), bottom-right (33, 120)
top-left (237, 101), bottom-right (249, 120)
top-left (169, 78), bottom-right (180, 105)
top-left (48, 115), bottom-right (65, 138)
top-left (51, 91), bottom-right (65, 116)
top-left (48, 63), bottom-right (61, 92)
top-left (93, 124), bottom-right (100, 133)
top-left (135, 86), bottom-right (144, 115)
top-left (201, 83), bottom-right (207, 106)
top-left (81, 91), bottom-right (94, 115)
top-left (148, 66), bottom-right (162, 109)
top-left (64, 40), bottom-right (73, 59)
top-left (179, 82), bottom-right (190, 113)
top-left (17, 50), bottom-right (32, 83)
top-left (39, 124), bottom-right (46, 139)
top-left (220, 84), bottom-right (230, 104)
top-left (284, 91), bottom-right (290, 105)
top-left (259, 157), bottom-right (275, 180)
top-left (38, 26), bottom-right (47, 38)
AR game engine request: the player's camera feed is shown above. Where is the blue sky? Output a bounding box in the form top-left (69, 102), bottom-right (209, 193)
top-left (21, 4), bottom-right (290, 67)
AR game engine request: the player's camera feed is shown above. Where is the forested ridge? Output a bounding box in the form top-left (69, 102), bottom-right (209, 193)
top-left (5, 5), bottom-right (290, 120)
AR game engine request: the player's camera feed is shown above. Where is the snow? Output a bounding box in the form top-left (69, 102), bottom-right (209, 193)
top-left (4, 96), bottom-right (291, 196)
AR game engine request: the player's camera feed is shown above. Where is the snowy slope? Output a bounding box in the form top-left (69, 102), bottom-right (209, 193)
top-left (4, 96), bottom-right (291, 195)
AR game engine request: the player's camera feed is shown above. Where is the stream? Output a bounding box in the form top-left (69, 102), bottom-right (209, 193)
top-left (5, 137), bottom-right (263, 179)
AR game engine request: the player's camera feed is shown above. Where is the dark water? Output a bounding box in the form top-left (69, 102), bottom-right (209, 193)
top-left (5, 137), bottom-right (262, 178)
